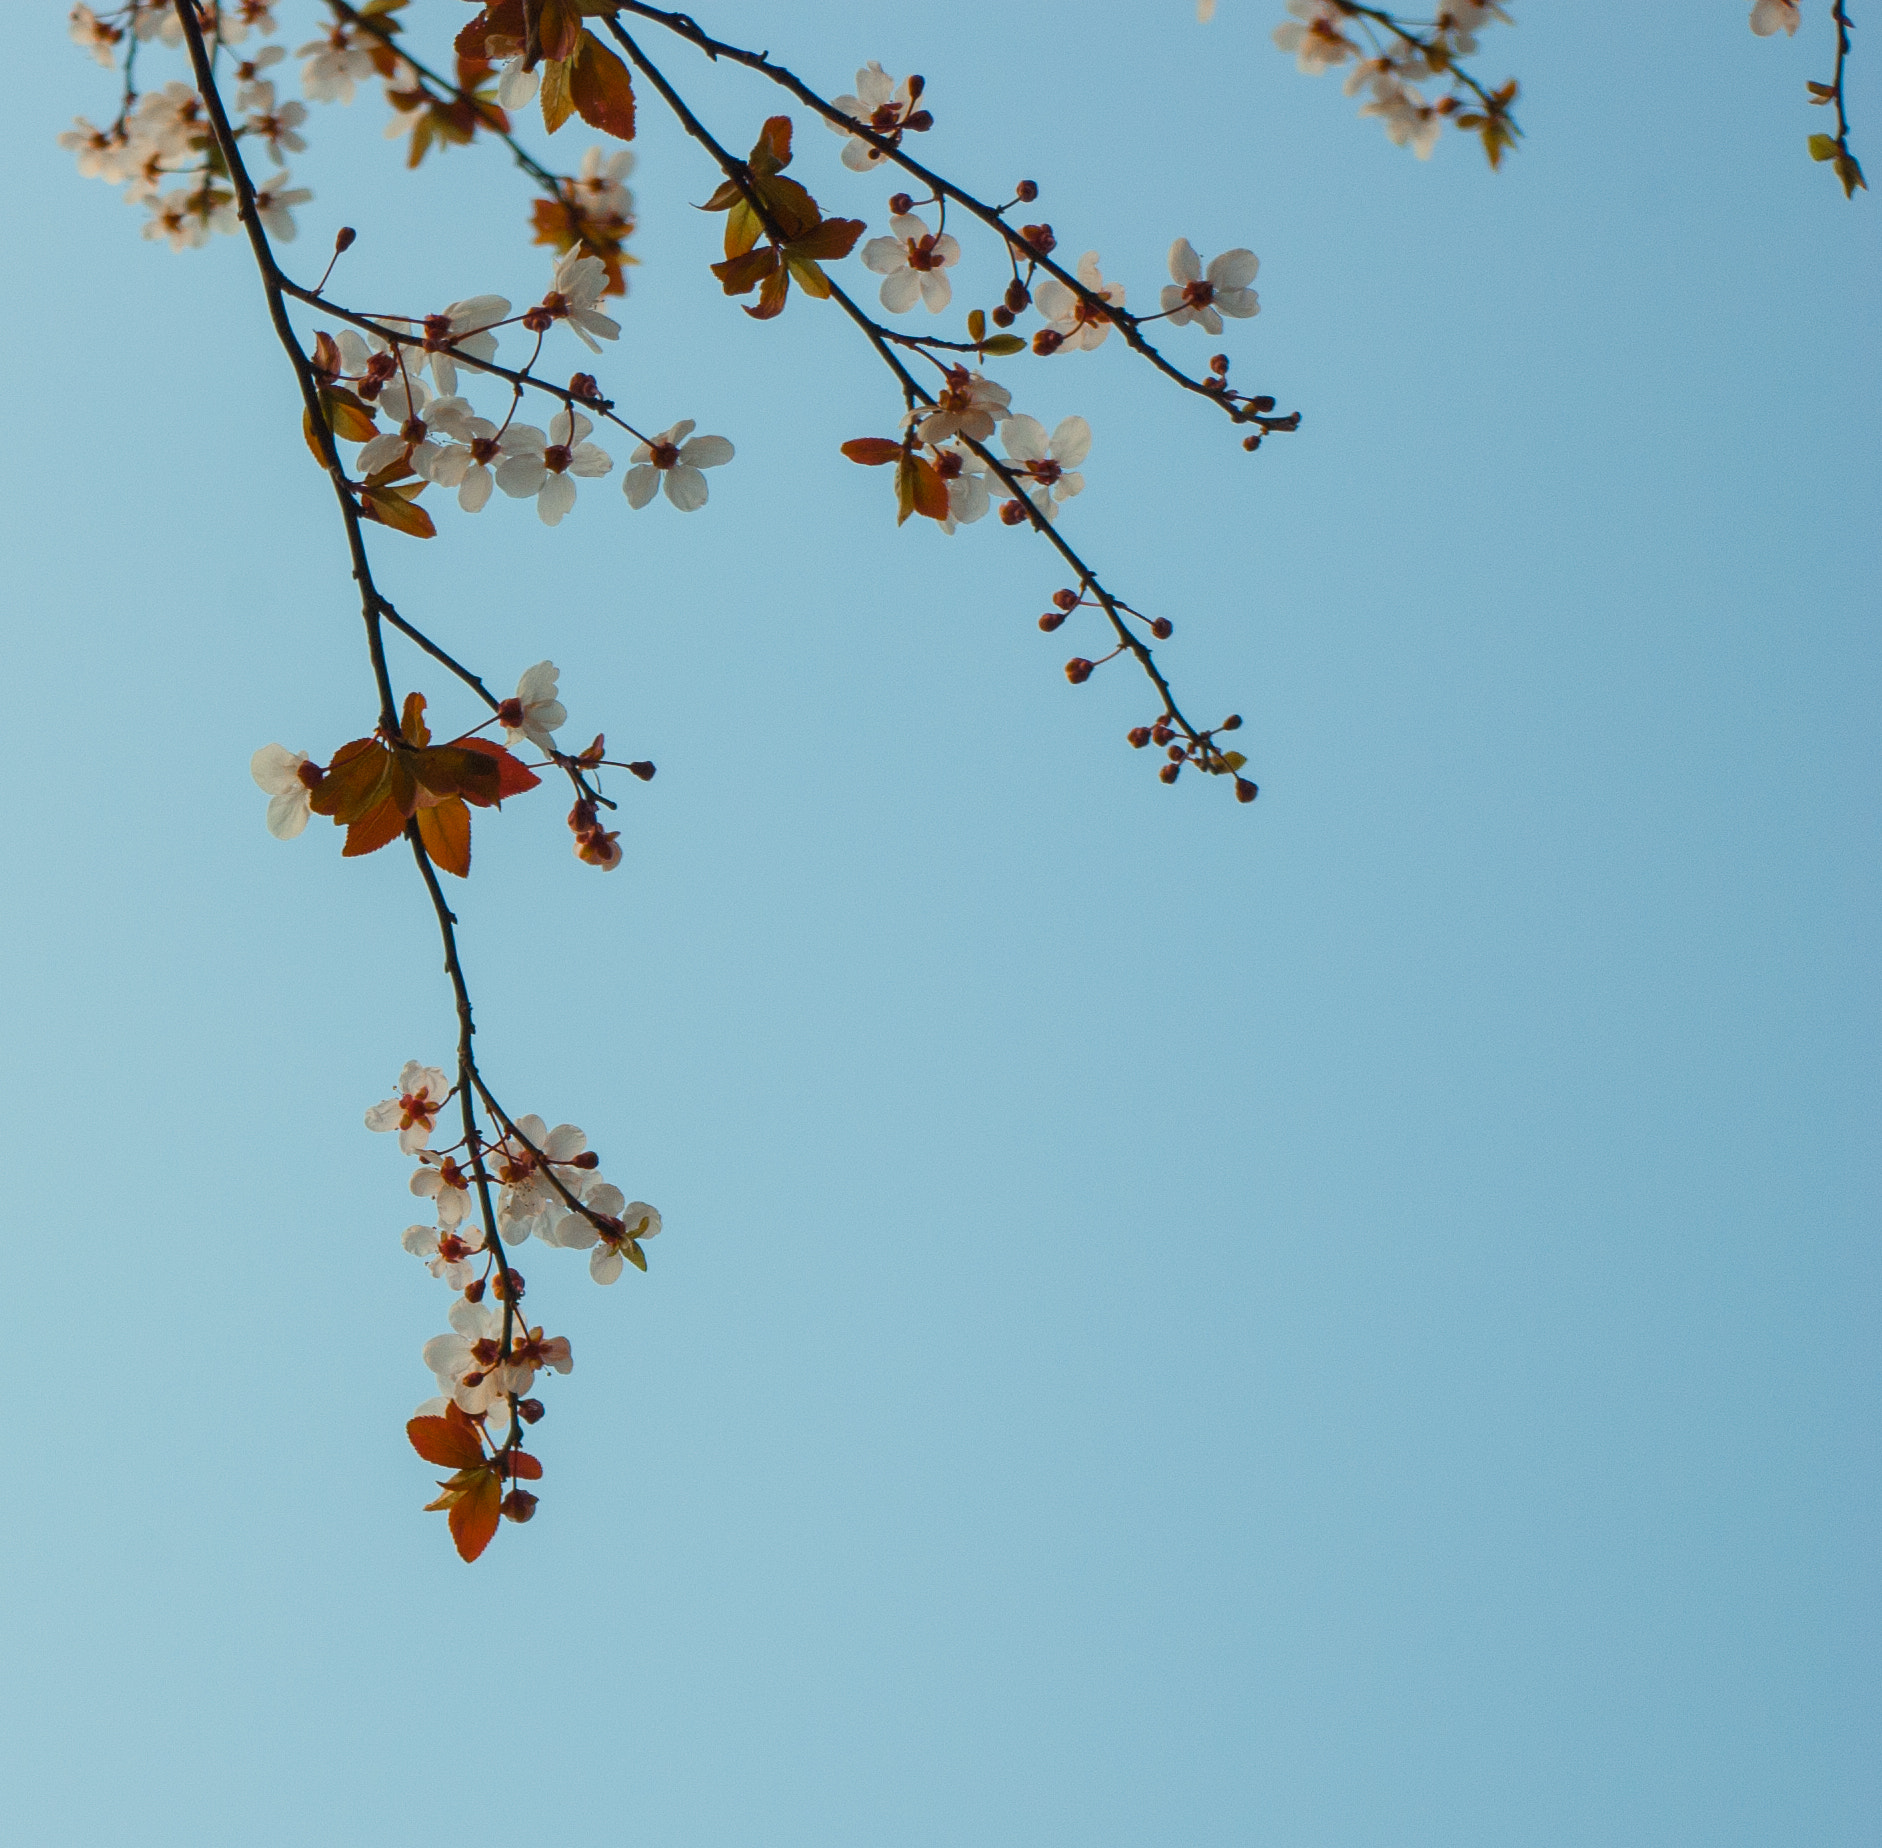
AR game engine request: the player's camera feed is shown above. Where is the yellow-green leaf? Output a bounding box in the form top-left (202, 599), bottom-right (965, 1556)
top-left (1809, 133), bottom-right (1839, 161)
top-left (540, 55), bottom-right (574, 135)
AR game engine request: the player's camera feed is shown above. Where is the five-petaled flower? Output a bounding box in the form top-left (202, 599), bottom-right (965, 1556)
top-left (1033, 253), bottom-right (1126, 352)
top-left (250, 742), bottom-right (318, 838)
top-left (826, 61), bottom-right (930, 170)
top-left (912, 368), bottom-right (1011, 445)
top-left (1273, 0), bottom-right (1358, 74)
top-left (1159, 240), bottom-right (1260, 334)
top-left (998, 414), bottom-right (1092, 519)
top-left (424, 404), bottom-right (504, 511)
top-left (498, 663), bottom-right (567, 756)
top-left (422, 1296), bottom-right (508, 1413)
top-left (526, 250), bottom-right (621, 352)
top-left (494, 410), bottom-right (614, 526)
top-left (572, 146), bottom-right (635, 221)
top-left (488, 1114), bottom-right (590, 1241)
top-left (412, 1150), bottom-right (474, 1228)
top-left (357, 377), bottom-right (465, 481)
top-left (405, 296), bottom-right (509, 397)
top-left (366, 1061), bottom-right (452, 1153)
top-left (623, 421), bottom-right (734, 511)
top-left (402, 1221), bottom-right (485, 1290)
top-left (297, 26), bottom-right (375, 104)
top-left (862, 211), bottom-right (960, 314)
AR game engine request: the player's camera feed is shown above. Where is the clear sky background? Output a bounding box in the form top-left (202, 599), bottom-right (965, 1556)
top-left (3, 3), bottom-right (1878, 1843)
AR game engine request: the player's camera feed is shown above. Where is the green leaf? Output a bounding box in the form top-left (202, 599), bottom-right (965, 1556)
top-left (978, 334), bottom-right (1025, 357)
top-left (1809, 133), bottom-right (1839, 161)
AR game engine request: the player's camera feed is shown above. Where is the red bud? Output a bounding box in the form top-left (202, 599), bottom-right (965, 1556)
top-left (334, 226), bottom-right (357, 252)
top-left (1052, 588), bottom-right (1079, 610)
top-left (1038, 610), bottom-right (1066, 632)
top-left (500, 1489), bottom-right (539, 1523)
top-left (1127, 727), bottom-right (1152, 749)
top-left (627, 760), bottom-right (656, 781)
top-left (1016, 179), bottom-right (1038, 202)
top-left (1159, 762), bottom-right (1180, 784)
top-left (1222, 714), bottom-right (1242, 731)
top-left (889, 191), bottom-right (914, 214)
top-left (999, 500), bottom-right (1028, 525)
top-left (1234, 778), bottom-right (1258, 803)
top-left (1065, 658), bottom-right (1094, 685)
top-left (519, 1398), bottom-right (546, 1424)
top-left (1150, 617), bottom-right (1173, 640)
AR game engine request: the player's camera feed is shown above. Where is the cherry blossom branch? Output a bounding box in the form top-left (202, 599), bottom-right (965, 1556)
top-left (1812, 1), bottom-right (1867, 196)
top-left (609, 21), bottom-right (1251, 787)
top-left (606, 6), bottom-right (1301, 437)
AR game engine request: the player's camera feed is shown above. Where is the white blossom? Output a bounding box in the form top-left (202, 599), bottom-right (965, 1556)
top-left (251, 168), bottom-right (311, 241)
top-left (572, 146), bottom-right (635, 219)
top-left (402, 1222), bottom-right (485, 1290)
top-left (1274, 0), bottom-right (1358, 74)
top-left (539, 250), bottom-right (620, 352)
top-left (245, 97), bottom-right (308, 164)
top-left (298, 31), bottom-right (375, 104)
top-left (499, 664), bottom-right (567, 755)
top-left (493, 410), bottom-right (614, 526)
top-left (425, 407), bottom-right (504, 512)
top-left (411, 1151), bottom-right (474, 1229)
top-left (997, 414), bottom-right (1091, 519)
top-left (69, 6), bottom-right (122, 67)
top-left (357, 379), bottom-right (464, 481)
top-left (422, 1296), bottom-right (507, 1414)
top-left (826, 61), bottom-right (927, 170)
top-left (1159, 240), bottom-right (1260, 335)
top-left (365, 1061), bottom-right (451, 1154)
top-left (911, 368), bottom-right (1011, 445)
top-left (1033, 253), bottom-right (1126, 352)
top-left (234, 46), bottom-right (286, 112)
top-left (249, 743), bottom-right (314, 839)
top-left (1360, 72), bottom-right (1442, 158)
top-left (862, 211), bottom-right (960, 314)
top-left (1750, 0), bottom-right (1801, 34)
top-left (623, 420), bottom-right (734, 511)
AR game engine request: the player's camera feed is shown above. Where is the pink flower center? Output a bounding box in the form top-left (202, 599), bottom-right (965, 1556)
top-left (1181, 279), bottom-right (1215, 308)
top-left (906, 234), bottom-right (944, 272)
top-left (649, 441), bottom-right (681, 469)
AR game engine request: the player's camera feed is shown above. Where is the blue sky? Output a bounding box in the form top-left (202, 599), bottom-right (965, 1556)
top-left (4, 3), bottom-right (1878, 1843)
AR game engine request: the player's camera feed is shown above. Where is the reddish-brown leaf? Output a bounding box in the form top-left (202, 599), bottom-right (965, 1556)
top-left (790, 215), bottom-right (865, 262)
top-left (752, 173), bottom-right (819, 241)
top-left (896, 452), bottom-right (949, 525)
top-left (841, 438), bottom-right (903, 466)
top-left (454, 0), bottom-right (522, 62)
top-left (747, 263), bottom-right (791, 320)
top-left (507, 1450), bottom-right (544, 1480)
top-left (308, 737), bottom-right (389, 822)
top-left (569, 29), bottom-right (635, 141)
top-left (710, 246), bottom-right (778, 296)
top-left (344, 792), bottom-right (409, 859)
top-left (417, 796), bottom-right (472, 877)
top-left (457, 737), bottom-right (544, 800)
top-left (448, 1467), bottom-right (503, 1562)
top-left (412, 745), bottom-right (501, 806)
top-left (536, 0), bottom-right (582, 62)
top-left (407, 1404), bottom-right (486, 1472)
top-left (401, 690), bottom-right (431, 747)
top-left (750, 114), bottom-right (792, 175)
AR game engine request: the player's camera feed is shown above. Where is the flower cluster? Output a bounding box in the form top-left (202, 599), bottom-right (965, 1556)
top-left (1254, 1), bottom-right (1521, 166)
top-left (367, 1059), bottom-right (661, 1557)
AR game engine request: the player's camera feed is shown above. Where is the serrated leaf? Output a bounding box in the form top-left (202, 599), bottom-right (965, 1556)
top-left (447, 1467), bottom-right (503, 1561)
top-left (507, 1450), bottom-right (544, 1480)
top-left (747, 263), bottom-right (791, 320)
top-left (710, 246), bottom-right (778, 295)
top-left (569, 29), bottom-right (635, 141)
top-left (344, 792), bottom-right (409, 858)
top-left (412, 745), bottom-right (502, 806)
top-left (535, 0), bottom-right (581, 62)
top-left (309, 738), bottom-right (389, 822)
top-left (790, 215), bottom-right (864, 262)
top-left (785, 254), bottom-right (830, 299)
top-left (457, 737), bottom-right (543, 801)
top-left (417, 795), bottom-right (473, 877)
top-left (722, 197), bottom-right (761, 259)
top-left (407, 1404), bottom-right (486, 1471)
top-left (540, 54), bottom-right (574, 134)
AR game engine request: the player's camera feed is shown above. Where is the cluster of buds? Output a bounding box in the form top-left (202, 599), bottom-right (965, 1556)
top-left (1126, 711), bottom-right (1257, 800)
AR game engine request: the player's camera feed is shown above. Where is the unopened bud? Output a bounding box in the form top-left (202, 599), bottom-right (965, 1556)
top-left (1004, 278), bottom-right (1031, 313)
top-left (1159, 762), bottom-right (1181, 785)
top-left (904, 109), bottom-right (933, 132)
top-left (1151, 724), bottom-right (1173, 746)
top-left (1251, 395), bottom-right (1276, 413)
top-left (334, 226), bottom-right (357, 252)
top-left (1052, 588), bottom-right (1079, 610)
top-left (1038, 610), bottom-right (1066, 632)
top-left (1019, 223), bottom-right (1056, 255)
top-left (1167, 743), bottom-right (1185, 762)
top-left (1127, 727), bottom-right (1152, 749)
top-left (627, 760), bottom-right (656, 781)
top-left (572, 1151), bottom-right (599, 1169)
top-left (1222, 714), bottom-right (1242, 731)
top-left (500, 1489), bottom-right (539, 1523)
top-left (491, 1270), bottom-right (524, 1300)
top-left (907, 74), bottom-right (925, 100)
top-left (1015, 178), bottom-right (1038, 202)
top-left (1031, 328), bottom-right (1064, 356)
top-left (1210, 353), bottom-right (1229, 374)
top-left (464, 1278), bottom-right (486, 1303)
top-left (999, 499), bottom-right (1028, 525)
top-left (569, 371), bottom-right (601, 401)
top-left (1242, 434), bottom-right (1262, 452)
top-left (1234, 777), bottom-right (1258, 804)
top-left (1150, 617), bottom-right (1173, 640)
top-left (991, 304), bottom-right (1014, 327)
top-left (518, 1397), bottom-right (546, 1424)
top-left (1065, 657), bottom-right (1094, 685)
top-left (889, 191), bottom-right (914, 215)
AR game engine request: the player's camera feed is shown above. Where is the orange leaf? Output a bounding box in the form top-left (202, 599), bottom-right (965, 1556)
top-left (750, 115), bottom-right (792, 175)
top-left (360, 486), bottom-right (437, 539)
top-left (457, 737), bottom-right (543, 800)
top-left (412, 745), bottom-right (501, 806)
top-left (417, 796), bottom-right (473, 877)
top-left (896, 452), bottom-right (949, 525)
top-left (448, 1467), bottom-right (503, 1562)
top-left (569, 29), bottom-right (634, 141)
top-left (308, 737), bottom-right (389, 822)
top-left (747, 264), bottom-right (791, 320)
top-left (506, 1450), bottom-right (544, 1480)
top-left (344, 792), bottom-right (409, 858)
top-left (454, 0), bottom-right (522, 62)
top-left (401, 690), bottom-right (431, 746)
top-left (841, 437), bottom-right (903, 466)
top-left (791, 215), bottom-right (865, 262)
top-left (408, 1404), bottom-right (487, 1471)
top-left (540, 53), bottom-right (573, 134)
top-left (710, 246), bottom-right (777, 296)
